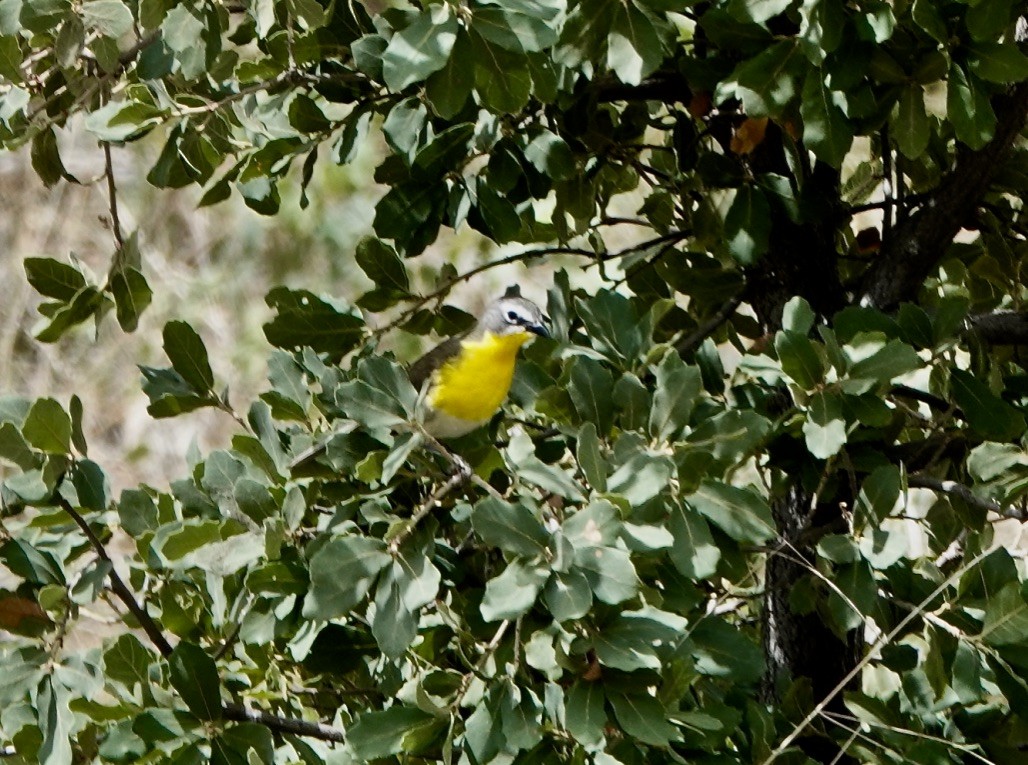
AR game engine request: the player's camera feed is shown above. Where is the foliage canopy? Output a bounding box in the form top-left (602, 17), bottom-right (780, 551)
top-left (3, 1), bottom-right (1028, 764)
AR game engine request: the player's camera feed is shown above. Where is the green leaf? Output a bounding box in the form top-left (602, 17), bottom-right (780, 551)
top-left (302, 536), bottom-right (390, 619)
top-left (684, 410), bottom-right (770, 466)
top-left (893, 85), bottom-right (930, 159)
top-left (84, 99), bottom-right (165, 142)
top-left (37, 676), bottom-right (73, 765)
top-left (981, 583), bottom-right (1028, 647)
top-left (565, 681), bottom-right (606, 748)
top-left (163, 321), bottom-right (214, 393)
top-left (966, 0), bottom-right (1015, 42)
top-left (668, 502), bottom-right (720, 579)
top-left (472, 497), bottom-right (550, 558)
top-left (211, 724), bottom-right (274, 765)
top-left (263, 287), bottom-right (365, 360)
top-left (856, 464), bottom-right (901, 523)
top-left (950, 369), bottom-right (1026, 442)
top-left (524, 130), bottom-right (576, 181)
top-left (425, 28), bottom-right (474, 118)
top-left (0, 422), bottom-right (37, 469)
top-left (911, 0), bottom-right (947, 43)
top-left (139, 366), bottom-right (213, 418)
top-left (576, 422), bottom-right (607, 492)
top-left (480, 558), bottom-right (550, 621)
top-left (543, 569), bottom-right (592, 621)
top-left (607, 2), bottom-right (664, 85)
top-left (782, 296), bottom-right (815, 335)
top-left (337, 357), bottom-right (418, 431)
top-left (803, 390), bottom-right (847, 459)
top-left (575, 545), bottom-right (639, 605)
top-left (382, 6), bottom-right (458, 91)
top-left (413, 123), bottom-right (474, 179)
top-left (35, 286), bottom-right (106, 342)
top-left (687, 480), bottom-right (775, 543)
top-left (347, 706), bottom-right (436, 760)
top-left (82, 0), bottom-right (134, 37)
top-left (473, 5), bottom-right (558, 53)
top-left (607, 447), bottom-right (673, 506)
top-left (371, 566), bottom-right (417, 658)
top-left (567, 357), bottom-right (615, 434)
top-left (22, 398), bottom-right (71, 454)
top-left (110, 266), bottom-right (152, 332)
top-left (354, 236), bottom-right (409, 293)
top-left (729, 40), bottom-right (801, 118)
top-left (800, 69), bottom-right (853, 167)
top-left (577, 291), bottom-right (644, 365)
top-left (966, 41), bottom-right (1028, 83)
top-left (947, 63), bottom-right (995, 150)
top-left (168, 642), bottom-right (222, 721)
top-left (842, 335), bottom-right (922, 393)
top-left (0, 540), bottom-right (64, 584)
top-left (607, 690), bottom-right (677, 747)
top-left (724, 185), bottom-right (771, 264)
top-left (24, 258), bottom-right (87, 302)
top-left (472, 32), bottom-right (532, 113)
top-left (688, 617), bottom-right (764, 682)
top-left (507, 431), bottom-right (587, 502)
top-left (648, 353), bottom-right (702, 442)
top-left (775, 329), bottom-right (824, 389)
top-left (593, 607), bottom-right (686, 671)
top-left (30, 127), bottom-right (67, 188)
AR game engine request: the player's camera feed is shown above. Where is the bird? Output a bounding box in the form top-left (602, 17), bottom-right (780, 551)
top-left (408, 291), bottom-right (548, 439)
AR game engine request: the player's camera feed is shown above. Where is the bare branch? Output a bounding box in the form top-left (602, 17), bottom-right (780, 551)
top-left (222, 704), bottom-right (346, 743)
top-left (675, 293), bottom-right (744, 356)
top-left (57, 494), bottom-right (352, 744)
top-left (102, 142), bottom-right (125, 250)
top-left (907, 474), bottom-right (1026, 521)
top-left (966, 310), bottom-right (1028, 345)
top-left (55, 496), bottom-right (174, 657)
top-left (862, 81), bottom-right (1028, 309)
top-left (375, 230), bottom-right (690, 336)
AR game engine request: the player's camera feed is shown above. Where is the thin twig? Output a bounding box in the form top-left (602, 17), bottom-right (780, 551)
top-left (907, 474), bottom-right (1026, 520)
top-left (822, 711), bottom-right (997, 765)
top-left (55, 496), bottom-right (173, 657)
top-left (222, 704), bottom-right (346, 743)
top-left (375, 231), bottom-right (691, 337)
top-left (675, 293), bottom-right (744, 355)
top-left (761, 544), bottom-right (997, 764)
top-left (102, 142), bottom-right (124, 250)
top-left (55, 492), bottom-right (351, 744)
top-left (452, 619), bottom-right (510, 709)
top-left (389, 467), bottom-right (467, 553)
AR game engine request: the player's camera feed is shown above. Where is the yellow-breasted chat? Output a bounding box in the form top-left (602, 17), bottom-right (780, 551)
top-left (408, 293), bottom-right (548, 439)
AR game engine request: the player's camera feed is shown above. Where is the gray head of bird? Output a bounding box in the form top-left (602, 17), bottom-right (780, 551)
top-left (476, 295), bottom-right (549, 339)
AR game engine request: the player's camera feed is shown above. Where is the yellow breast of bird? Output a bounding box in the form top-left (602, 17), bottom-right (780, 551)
top-left (428, 331), bottom-right (531, 423)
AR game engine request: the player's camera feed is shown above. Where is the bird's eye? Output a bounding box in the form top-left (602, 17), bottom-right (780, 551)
top-left (506, 310), bottom-right (520, 323)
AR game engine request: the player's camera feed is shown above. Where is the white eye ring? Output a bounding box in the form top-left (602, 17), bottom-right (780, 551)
top-left (506, 310), bottom-right (519, 322)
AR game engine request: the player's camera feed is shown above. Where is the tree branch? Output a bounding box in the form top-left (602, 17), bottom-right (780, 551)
top-left (594, 71), bottom-right (693, 104)
top-left (965, 310), bottom-right (1028, 345)
top-left (56, 493), bottom-right (351, 744)
top-left (375, 231), bottom-right (690, 336)
top-left (222, 704), bottom-right (346, 743)
top-left (56, 496), bottom-right (174, 657)
top-left (102, 142), bottom-right (125, 250)
top-left (907, 474), bottom-right (1026, 521)
top-left (675, 293), bottom-right (744, 356)
top-left (861, 80), bottom-right (1028, 309)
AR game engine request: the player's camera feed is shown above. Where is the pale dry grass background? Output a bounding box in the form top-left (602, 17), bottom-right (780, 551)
top-left (0, 122), bottom-right (559, 493)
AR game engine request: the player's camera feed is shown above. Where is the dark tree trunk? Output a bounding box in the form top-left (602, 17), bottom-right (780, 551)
top-left (745, 129), bottom-right (858, 762)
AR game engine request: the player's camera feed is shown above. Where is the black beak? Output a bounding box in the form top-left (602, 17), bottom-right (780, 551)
top-left (528, 322), bottom-right (549, 338)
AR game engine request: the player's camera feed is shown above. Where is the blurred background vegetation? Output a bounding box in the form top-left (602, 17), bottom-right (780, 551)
top-left (1, 120), bottom-right (563, 491)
